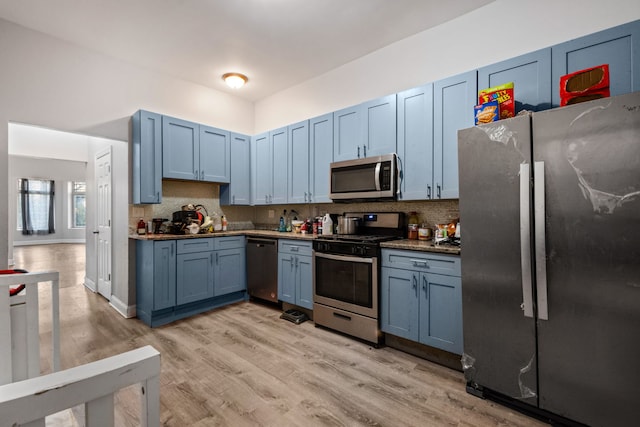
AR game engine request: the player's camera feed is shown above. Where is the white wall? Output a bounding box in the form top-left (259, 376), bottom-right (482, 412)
top-left (0, 18), bottom-right (254, 310)
top-left (255, 0), bottom-right (640, 132)
top-left (9, 156), bottom-right (87, 246)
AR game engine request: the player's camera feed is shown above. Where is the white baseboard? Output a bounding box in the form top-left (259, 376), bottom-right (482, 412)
top-left (110, 295), bottom-right (136, 319)
top-left (84, 277), bottom-right (97, 292)
top-left (13, 239), bottom-right (86, 247)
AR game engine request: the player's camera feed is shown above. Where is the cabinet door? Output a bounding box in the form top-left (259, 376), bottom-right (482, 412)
top-left (363, 94), bottom-right (397, 158)
top-left (309, 113), bottom-right (333, 203)
top-left (153, 241), bottom-right (176, 310)
top-left (199, 125), bottom-right (230, 183)
top-left (434, 71), bottom-right (477, 199)
top-left (277, 253), bottom-right (296, 304)
top-left (397, 85), bottom-right (434, 200)
top-left (478, 48), bottom-right (552, 113)
top-left (214, 248), bottom-right (246, 296)
top-left (132, 110), bottom-right (162, 204)
top-left (296, 255), bottom-right (313, 310)
top-left (419, 273), bottom-right (462, 354)
top-left (162, 116), bottom-right (200, 180)
top-left (220, 133), bottom-right (251, 205)
top-left (380, 267), bottom-right (419, 341)
top-left (288, 120), bottom-right (310, 204)
top-left (333, 105), bottom-right (363, 161)
top-left (551, 20), bottom-right (640, 107)
top-left (271, 127), bottom-right (288, 205)
top-left (252, 132), bottom-right (271, 205)
top-left (176, 252), bottom-right (214, 305)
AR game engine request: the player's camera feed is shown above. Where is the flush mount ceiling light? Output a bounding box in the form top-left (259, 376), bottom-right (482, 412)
top-left (222, 72), bottom-right (248, 89)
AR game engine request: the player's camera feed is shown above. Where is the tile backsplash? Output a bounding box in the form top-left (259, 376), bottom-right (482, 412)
top-left (130, 180), bottom-right (459, 233)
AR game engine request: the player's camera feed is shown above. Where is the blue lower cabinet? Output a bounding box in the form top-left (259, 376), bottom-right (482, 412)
top-left (176, 252), bottom-right (214, 305)
top-left (380, 267), bottom-right (420, 341)
top-left (214, 247), bottom-right (246, 296)
top-left (277, 240), bottom-right (313, 310)
top-left (135, 238), bottom-right (246, 327)
top-left (381, 249), bottom-right (463, 354)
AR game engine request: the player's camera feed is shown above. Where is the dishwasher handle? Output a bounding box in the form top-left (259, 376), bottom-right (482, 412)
top-left (247, 238), bottom-right (277, 247)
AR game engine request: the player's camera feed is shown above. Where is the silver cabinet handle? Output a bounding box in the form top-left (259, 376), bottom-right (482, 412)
top-left (290, 246), bottom-right (299, 252)
top-left (519, 163), bottom-right (534, 318)
top-left (265, 195), bottom-right (268, 203)
top-left (437, 184), bottom-right (441, 198)
top-left (194, 170), bottom-right (198, 179)
top-left (295, 256), bottom-right (299, 268)
top-left (216, 252), bottom-right (219, 265)
top-left (232, 195), bottom-right (235, 204)
top-left (156, 191), bottom-right (160, 202)
top-left (308, 192), bottom-right (312, 201)
top-left (422, 275), bottom-right (428, 299)
top-left (304, 192), bottom-right (307, 202)
top-left (201, 170), bottom-right (204, 180)
top-left (534, 161), bottom-right (548, 321)
top-left (210, 252), bottom-right (213, 265)
top-left (427, 185), bottom-right (431, 199)
top-left (412, 274), bottom-right (417, 291)
top-left (363, 145), bottom-right (367, 158)
top-left (357, 146), bottom-right (360, 158)
top-left (411, 259), bottom-right (428, 268)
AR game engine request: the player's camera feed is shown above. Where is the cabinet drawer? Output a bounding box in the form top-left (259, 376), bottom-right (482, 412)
top-left (278, 239), bottom-right (312, 256)
top-left (177, 238), bottom-right (214, 254)
top-left (213, 236), bottom-right (245, 250)
top-left (381, 249), bottom-right (460, 276)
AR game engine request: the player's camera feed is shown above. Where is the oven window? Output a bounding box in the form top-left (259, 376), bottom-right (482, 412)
top-left (315, 256), bottom-right (373, 308)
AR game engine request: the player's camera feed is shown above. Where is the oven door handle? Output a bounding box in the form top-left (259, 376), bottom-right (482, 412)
top-left (313, 252), bottom-right (374, 264)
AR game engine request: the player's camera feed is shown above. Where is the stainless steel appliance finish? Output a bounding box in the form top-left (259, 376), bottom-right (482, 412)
top-left (313, 212), bottom-right (404, 345)
top-left (246, 237), bottom-right (278, 303)
top-left (329, 154), bottom-right (397, 201)
top-left (458, 92), bottom-right (640, 427)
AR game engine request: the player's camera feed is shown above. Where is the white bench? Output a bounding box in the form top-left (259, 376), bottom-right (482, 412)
top-left (0, 345), bottom-right (161, 427)
top-left (0, 271), bottom-right (60, 384)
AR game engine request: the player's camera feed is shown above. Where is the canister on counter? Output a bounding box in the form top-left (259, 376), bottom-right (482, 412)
top-left (407, 211), bottom-right (419, 240)
top-left (418, 225), bottom-right (432, 241)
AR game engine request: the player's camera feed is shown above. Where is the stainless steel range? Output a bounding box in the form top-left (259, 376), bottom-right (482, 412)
top-left (312, 212), bottom-right (405, 345)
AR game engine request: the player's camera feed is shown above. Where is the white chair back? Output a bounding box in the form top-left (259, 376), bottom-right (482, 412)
top-left (0, 271), bottom-right (60, 385)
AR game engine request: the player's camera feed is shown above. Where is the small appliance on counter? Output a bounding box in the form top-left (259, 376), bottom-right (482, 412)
top-left (171, 210), bottom-right (199, 234)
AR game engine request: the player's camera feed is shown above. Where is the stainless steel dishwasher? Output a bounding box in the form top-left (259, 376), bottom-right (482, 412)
top-left (246, 237), bottom-right (278, 303)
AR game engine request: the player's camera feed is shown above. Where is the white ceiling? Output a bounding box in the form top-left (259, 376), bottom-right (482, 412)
top-left (0, 0), bottom-right (494, 102)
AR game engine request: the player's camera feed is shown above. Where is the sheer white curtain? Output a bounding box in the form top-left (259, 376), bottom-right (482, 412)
top-left (18, 178), bottom-right (55, 235)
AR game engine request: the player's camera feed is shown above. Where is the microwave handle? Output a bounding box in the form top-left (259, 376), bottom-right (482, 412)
top-left (374, 162), bottom-right (382, 191)
top-left (396, 154), bottom-right (402, 196)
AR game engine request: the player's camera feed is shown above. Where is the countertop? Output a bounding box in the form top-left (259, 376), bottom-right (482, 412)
top-left (130, 231), bottom-right (460, 254)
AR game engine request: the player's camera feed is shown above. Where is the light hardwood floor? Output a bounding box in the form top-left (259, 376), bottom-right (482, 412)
top-left (13, 243), bottom-right (547, 427)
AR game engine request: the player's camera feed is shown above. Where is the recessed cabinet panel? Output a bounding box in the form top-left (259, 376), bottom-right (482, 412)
top-left (162, 116), bottom-right (199, 180)
top-left (252, 133), bottom-right (271, 205)
top-left (199, 125), bottom-right (230, 183)
top-left (333, 106), bottom-right (363, 162)
top-left (309, 113), bottom-right (333, 203)
top-left (176, 252), bottom-right (214, 305)
top-left (434, 71), bottom-right (477, 199)
top-left (221, 133), bottom-right (251, 205)
top-left (132, 110), bottom-right (162, 204)
top-left (288, 121), bottom-right (310, 204)
top-left (152, 241), bottom-right (176, 310)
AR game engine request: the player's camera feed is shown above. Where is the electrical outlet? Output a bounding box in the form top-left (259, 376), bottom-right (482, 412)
top-left (268, 209), bottom-right (275, 218)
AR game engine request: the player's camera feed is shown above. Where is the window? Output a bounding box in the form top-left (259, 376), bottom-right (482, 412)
top-left (70, 181), bottom-right (86, 228)
top-left (17, 178), bottom-right (56, 235)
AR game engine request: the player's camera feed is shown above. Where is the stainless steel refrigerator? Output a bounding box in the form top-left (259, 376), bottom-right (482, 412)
top-left (458, 92), bottom-right (640, 427)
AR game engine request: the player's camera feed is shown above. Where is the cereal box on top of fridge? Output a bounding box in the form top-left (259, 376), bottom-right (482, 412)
top-left (478, 82), bottom-right (515, 120)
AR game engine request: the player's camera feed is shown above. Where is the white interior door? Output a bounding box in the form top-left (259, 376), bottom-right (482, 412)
top-left (95, 148), bottom-right (112, 300)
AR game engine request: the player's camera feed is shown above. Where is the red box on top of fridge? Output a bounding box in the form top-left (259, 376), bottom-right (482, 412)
top-left (560, 64), bottom-right (610, 106)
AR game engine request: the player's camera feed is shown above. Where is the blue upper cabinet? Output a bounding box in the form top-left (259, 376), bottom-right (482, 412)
top-left (270, 127), bottom-right (288, 205)
top-left (433, 70), bottom-right (477, 200)
top-left (252, 132), bottom-right (270, 205)
top-left (199, 125), bottom-right (230, 183)
top-left (333, 95), bottom-right (397, 162)
top-left (363, 94), bottom-right (397, 158)
top-left (333, 105), bottom-right (363, 161)
top-left (551, 20), bottom-right (640, 107)
top-left (309, 113), bottom-right (333, 204)
top-left (287, 120), bottom-right (310, 204)
top-left (251, 128), bottom-right (288, 205)
top-left (162, 116), bottom-right (199, 180)
top-left (397, 84), bottom-right (434, 201)
top-left (162, 115), bottom-right (231, 183)
top-left (478, 48), bottom-right (552, 113)
top-left (220, 133), bottom-right (251, 205)
top-left (132, 110), bottom-right (162, 204)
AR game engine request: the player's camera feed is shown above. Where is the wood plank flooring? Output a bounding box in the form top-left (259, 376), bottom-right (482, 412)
top-left (13, 244), bottom-right (547, 427)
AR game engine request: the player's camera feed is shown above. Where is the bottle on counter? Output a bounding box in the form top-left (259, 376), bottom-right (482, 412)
top-left (221, 215), bottom-right (228, 231)
top-left (137, 218), bottom-right (146, 235)
top-left (408, 211), bottom-right (419, 240)
top-left (322, 213), bottom-right (333, 235)
top-left (279, 216), bottom-right (286, 232)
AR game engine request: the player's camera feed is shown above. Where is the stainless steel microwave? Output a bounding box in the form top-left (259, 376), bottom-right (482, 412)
top-left (329, 153), bottom-right (397, 201)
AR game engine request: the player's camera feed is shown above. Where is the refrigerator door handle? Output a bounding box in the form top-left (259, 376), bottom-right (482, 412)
top-left (519, 163), bottom-right (534, 318)
top-left (534, 161), bottom-right (549, 321)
